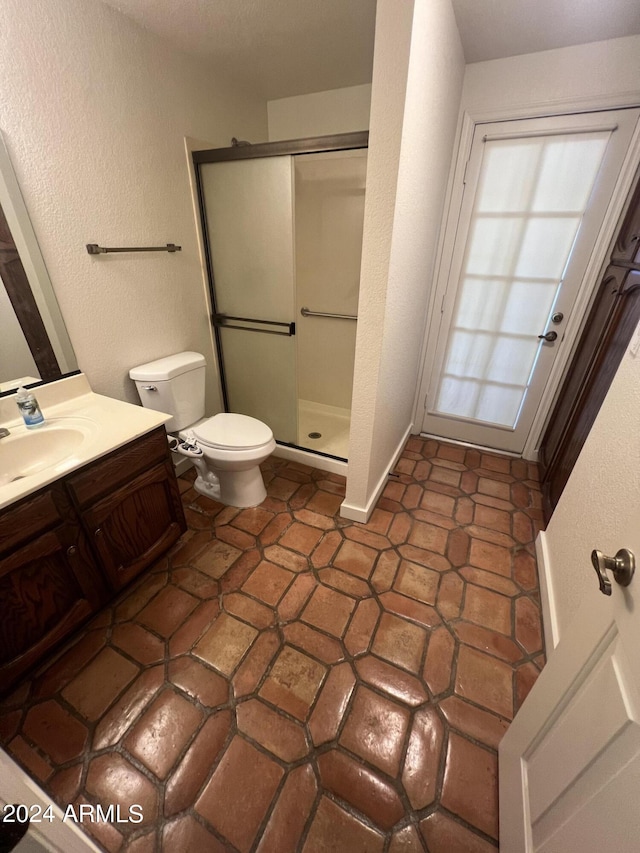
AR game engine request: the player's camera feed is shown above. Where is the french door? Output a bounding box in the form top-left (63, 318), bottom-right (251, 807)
top-left (421, 109), bottom-right (640, 453)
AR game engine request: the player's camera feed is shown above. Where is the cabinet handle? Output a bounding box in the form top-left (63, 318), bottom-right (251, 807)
top-left (66, 544), bottom-right (83, 570)
top-left (93, 527), bottom-right (110, 562)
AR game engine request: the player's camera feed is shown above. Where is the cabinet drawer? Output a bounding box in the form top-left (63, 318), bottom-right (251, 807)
top-left (67, 427), bottom-right (169, 507)
top-left (0, 489), bottom-right (62, 555)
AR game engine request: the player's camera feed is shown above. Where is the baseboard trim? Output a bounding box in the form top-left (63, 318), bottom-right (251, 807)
top-left (341, 423), bottom-right (414, 523)
top-left (535, 530), bottom-right (560, 653)
top-left (339, 499), bottom-right (370, 523)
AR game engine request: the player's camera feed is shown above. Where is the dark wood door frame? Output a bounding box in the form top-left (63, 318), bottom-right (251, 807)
top-left (539, 170), bottom-right (640, 521)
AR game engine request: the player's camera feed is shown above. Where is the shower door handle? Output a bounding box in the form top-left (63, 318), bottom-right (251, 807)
top-left (212, 313), bottom-right (295, 336)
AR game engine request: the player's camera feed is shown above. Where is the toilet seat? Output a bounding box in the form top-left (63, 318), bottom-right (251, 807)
top-left (192, 413), bottom-right (273, 451)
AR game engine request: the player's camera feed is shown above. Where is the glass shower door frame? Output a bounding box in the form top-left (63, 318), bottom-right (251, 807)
top-left (193, 131), bottom-right (368, 455)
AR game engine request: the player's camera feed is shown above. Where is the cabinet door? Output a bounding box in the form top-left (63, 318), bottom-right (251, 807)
top-left (0, 526), bottom-right (100, 690)
top-left (83, 462), bottom-right (185, 591)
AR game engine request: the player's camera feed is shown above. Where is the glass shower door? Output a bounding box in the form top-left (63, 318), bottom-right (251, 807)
top-left (199, 156), bottom-right (298, 444)
top-left (294, 149), bottom-right (366, 458)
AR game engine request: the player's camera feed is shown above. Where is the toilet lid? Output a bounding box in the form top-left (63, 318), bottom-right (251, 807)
top-left (193, 413), bottom-right (273, 450)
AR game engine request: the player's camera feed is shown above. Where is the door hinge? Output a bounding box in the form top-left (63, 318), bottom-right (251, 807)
top-left (423, 393), bottom-right (428, 410)
top-left (462, 158), bottom-right (471, 185)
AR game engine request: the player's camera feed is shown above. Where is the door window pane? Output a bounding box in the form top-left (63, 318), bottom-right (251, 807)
top-left (515, 217), bottom-right (581, 279)
top-left (487, 337), bottom-right (537, 386)
top-left (503, 281), bottom-right (557, 335)
top-left (533, 135), bottom-right (609, 211)
top-left (466, 218), bottom-right (523, 276)
top-left (456, 277), bottom-right (507, 330)
top-left (437, 377), bottom-right (480, 420)
top-left (478, 143), bottom-right (540, 212)
top-left (475, 384), bottom-right (523, 426)
top-left (445, 330), bottom-right (493, 380)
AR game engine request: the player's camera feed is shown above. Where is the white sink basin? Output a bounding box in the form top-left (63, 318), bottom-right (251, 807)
top-left (0, 417), bottom-right (99, 486)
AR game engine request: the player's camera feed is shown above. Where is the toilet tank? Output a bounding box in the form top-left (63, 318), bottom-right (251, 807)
top-left (129, 352), bottom-right (206, 432)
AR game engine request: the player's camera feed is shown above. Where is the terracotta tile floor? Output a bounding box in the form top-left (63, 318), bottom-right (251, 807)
top-left (0, 437), bottom-right (546, 852)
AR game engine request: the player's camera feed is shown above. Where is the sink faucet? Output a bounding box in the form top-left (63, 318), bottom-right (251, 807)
top-left (0, 427), bottom-right (10, 439)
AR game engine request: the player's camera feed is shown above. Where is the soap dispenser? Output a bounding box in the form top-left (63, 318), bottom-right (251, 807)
top-left (16, 386), bottom-right (45, 428)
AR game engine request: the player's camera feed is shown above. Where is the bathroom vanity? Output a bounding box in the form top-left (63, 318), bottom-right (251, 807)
top-left (0, 376), bottom-right (186, 693)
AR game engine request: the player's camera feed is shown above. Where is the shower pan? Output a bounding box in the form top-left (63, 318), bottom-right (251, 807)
top-left (193, 132), bottom-right (367, 462)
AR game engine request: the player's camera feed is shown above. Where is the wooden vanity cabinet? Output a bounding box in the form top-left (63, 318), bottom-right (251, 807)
top-left (0, 486), bottom-right (106, 689)
top-left (0, 427), bottom-right (186, 692)
top-left (67, 428), bottom-right (186, 591)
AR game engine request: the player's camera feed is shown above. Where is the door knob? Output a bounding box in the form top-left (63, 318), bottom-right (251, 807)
top-left (591, 548), bottom-right (635, 595)
top-left (538, 331), bottom-right (558, 342)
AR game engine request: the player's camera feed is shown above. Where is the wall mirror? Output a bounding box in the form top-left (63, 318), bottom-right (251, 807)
top-left (0, 131), bottom-right (77, 396)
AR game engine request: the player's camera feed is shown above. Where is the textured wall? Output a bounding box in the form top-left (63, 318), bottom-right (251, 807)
top-left (344, 0), bottom-right (465, 514)
top-left (0, 0), bottom-right (267, 404)
top-left (267, 85), bottom-right (372, 141)
top-left (462, 35), bottom-right (640, 113)
top-left (544, 339), bottom-right (640, 637)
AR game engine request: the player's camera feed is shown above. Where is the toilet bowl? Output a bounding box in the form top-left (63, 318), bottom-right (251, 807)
top-left (180, 413), bottom-right (276, 507)
top-left (129, 352), bottom-right (275, 508)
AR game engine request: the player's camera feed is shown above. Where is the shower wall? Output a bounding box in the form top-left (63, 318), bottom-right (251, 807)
top-left (294, 151), bottom-right (366, 412)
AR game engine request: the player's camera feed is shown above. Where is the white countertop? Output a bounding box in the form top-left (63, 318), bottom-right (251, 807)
top-left (0, 374), bottom-right (170, 510)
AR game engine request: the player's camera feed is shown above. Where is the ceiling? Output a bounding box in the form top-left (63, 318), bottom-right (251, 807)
top-left (102, 0), bottom-right (377, 100)
top-left (451, 0), bottom-right (640, 64)
top-left (102, 0), bottom-right (640, 101)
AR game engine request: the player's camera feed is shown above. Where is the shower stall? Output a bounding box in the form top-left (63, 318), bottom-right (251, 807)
top-left (193, 132), bottom-right (367, 461)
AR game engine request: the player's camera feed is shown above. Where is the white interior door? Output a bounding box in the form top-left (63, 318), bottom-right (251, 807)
top-left (421, 109), bottom-right (639, 453)
top-left (500, 530), bottom-right (640, 850)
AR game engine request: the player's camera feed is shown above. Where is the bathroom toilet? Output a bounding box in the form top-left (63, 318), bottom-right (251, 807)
top-left (129, 352), bottom-right (275, 507)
